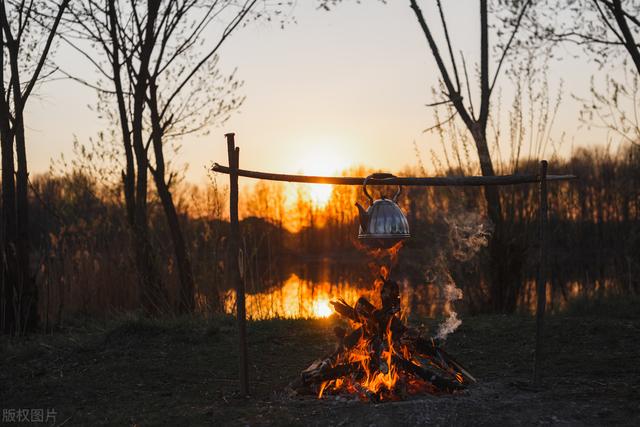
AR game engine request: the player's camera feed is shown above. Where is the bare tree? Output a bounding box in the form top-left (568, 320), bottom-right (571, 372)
top-left (526, 0), bottom-right (640, 146)
top-left (408, 0), bottom-right (532, 312)
top-left (0, 0), bottom-right (69, 334)
top-left (318, 0), bottom-right (535, 311)
top-left (532, 0), bottom-right (640, 74)
top-left (61, 0), bottom-right (166, 314)
top-left (144, 0), bottom-right (256, 313)
top-left (576, 68), bottom-right (640, 147)
top-left (63, 0), bottom-right (279, 314)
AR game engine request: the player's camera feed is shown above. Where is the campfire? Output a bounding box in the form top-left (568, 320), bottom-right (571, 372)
top-left (289, 268), bottom-right (476, 402)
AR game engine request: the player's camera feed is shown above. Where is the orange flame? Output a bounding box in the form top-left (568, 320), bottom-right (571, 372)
top-left (358, 241), bottom-right (404, 265)
top-left (380, 265), bottom-right (389, 280)
top-left (314, 260), bottom-right (472, 401)
top-left (319, 317), bottom-right (402, 400)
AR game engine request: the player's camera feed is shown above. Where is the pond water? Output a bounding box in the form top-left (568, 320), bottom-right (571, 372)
top-left (222, 263), bottom-right (456, 321)
top-left (224, 273), bottom-right (372, 320)
top-left (221, 266), bottom-right (621, 320)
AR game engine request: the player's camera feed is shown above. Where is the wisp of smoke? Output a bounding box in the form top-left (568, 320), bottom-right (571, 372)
top-left (436, 283), bottom-right (463, 340)
top-left (434, 212), bottom-right (492, 340)
top-left (446, 212), bottom-right (492, 262)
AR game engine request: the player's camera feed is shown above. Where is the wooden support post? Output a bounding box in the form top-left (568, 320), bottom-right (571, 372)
top-left (533, 160), bottom-right (548, 385)
top-left (226, 133), bottom-right (249, 396)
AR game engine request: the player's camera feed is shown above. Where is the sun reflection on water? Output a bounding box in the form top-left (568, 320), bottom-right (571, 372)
top-left (224, 274), bottom-right (373, 320)
top-left (221, 274), bottom-right (621, 320)
top-left (313, 298), bottom-right (333, 318)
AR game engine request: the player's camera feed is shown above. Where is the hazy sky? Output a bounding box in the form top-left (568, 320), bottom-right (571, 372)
top-left (25, 0), bottom-right (614, 185)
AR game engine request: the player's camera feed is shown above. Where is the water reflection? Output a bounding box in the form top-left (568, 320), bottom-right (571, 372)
top-left (223, 272), bottom-right (452, 320)
top-left (518, 278), bottom-right (619, 313)
top-left (224, 273), bottom-right (378, 320)
top-left (222, 272), bottom-right (622, 320)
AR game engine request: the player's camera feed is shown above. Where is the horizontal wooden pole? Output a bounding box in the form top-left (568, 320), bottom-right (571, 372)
top-left (211, 163), bottom-right (576, 187)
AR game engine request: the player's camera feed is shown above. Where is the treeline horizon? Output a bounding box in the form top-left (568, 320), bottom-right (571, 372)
top-left (4, 0), bottom-right (640, 334)
top-left (22, 143), bottom-right (639, 328)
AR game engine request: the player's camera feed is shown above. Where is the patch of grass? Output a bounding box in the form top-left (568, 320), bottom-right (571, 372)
top-left (564, 294), bottom-right (640, 318)
top-left (2, 305), bottom-right (639, 426)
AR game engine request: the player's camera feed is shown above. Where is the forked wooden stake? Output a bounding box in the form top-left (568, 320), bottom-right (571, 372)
top-left (534, 160), bottom-right (548, 385)
top-left (226, 133), bottom-right (249, 396)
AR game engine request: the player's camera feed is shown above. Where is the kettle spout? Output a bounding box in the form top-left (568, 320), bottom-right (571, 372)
top-left (355, 202), bottom-right (369, 233)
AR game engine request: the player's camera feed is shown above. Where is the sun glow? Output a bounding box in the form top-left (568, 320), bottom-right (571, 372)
top-left (313, 298), bottom-right (333, 318)
top-left (294, 144), bottom-right (348, 208)
top-left (308, 184), bottom-right (333, 207)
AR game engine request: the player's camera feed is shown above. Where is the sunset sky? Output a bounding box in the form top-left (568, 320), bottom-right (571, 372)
top-left (26, 1), bottom-right (618, 186)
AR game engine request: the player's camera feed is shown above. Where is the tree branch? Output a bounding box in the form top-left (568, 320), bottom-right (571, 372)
top-left (436, 0), bottom-right (460, 92)
top-left (159, 0), bottom-right (257, 122)
top-left (21, 0), bottom-right (70, 106)
top-left (460, 51), bottom-right (475, 119)
top-left (479, 0), bottom-right (490, 127)
top-left (609, 0), bottom-right (640, 75)
top-left (409, 0), bottom-right (473, 128)
top-left (489, 0), bottom-right (532, 96)
top-left (423, 110), bottom-right (458, 133)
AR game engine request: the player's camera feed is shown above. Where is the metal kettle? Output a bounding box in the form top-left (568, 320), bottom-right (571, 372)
top-left (355, 173), bottom-right (410, 248)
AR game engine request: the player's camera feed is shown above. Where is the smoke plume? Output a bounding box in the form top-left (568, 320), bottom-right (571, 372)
top-left (433, 211), bottom-right (492, 340)
top-left (436, 283), bottom-right (463, 339)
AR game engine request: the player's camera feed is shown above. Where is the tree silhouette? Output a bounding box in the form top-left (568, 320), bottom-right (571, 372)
top-left (1, 0), bottom-right (69, 334)
top-left (63, 0), bottom-right (277, 314)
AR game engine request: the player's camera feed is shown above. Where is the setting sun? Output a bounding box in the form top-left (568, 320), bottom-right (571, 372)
top-left (294, 144), bottom-right (348, 208)
top-left (308, 184), bottom-right (333, 207)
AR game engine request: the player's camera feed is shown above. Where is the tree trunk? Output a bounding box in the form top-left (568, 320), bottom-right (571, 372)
top-left (0, 0), bottom-right (68, 333)
top-left (148, 81), bottom-right (195, 313)
top-left (107, 0), bottom-right (135, 226)
top-left (13, 112), bottom-right (38, 331)
top-left (0, 113), bottom-right (17, 334)
top-left (104, 0), bottom-right (165, 315)
top-left (470, 126), bottom-right (522, 313)
top-left (7, 39), bottom-right (38, 332)
top-left (154, 174), bottom-right (195, 313)
top-left (0, 30), bottom-right (17, 334)
top-left (131, 134), bottom-right (165, 315)
top-left (130, 112), bottom-right (166, 314)
top-left (125, 0), bottom-right (167, 316)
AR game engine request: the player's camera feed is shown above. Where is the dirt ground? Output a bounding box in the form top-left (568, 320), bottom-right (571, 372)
top-left (2, 300), bottom-right (640, 426)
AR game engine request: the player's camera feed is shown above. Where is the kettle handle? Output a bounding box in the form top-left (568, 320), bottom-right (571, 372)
top-left (363, 173), bottom-right (402, 203)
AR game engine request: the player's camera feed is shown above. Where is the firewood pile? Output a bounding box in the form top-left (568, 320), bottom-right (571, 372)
top-left (288, 273), bottom-right (476, 402)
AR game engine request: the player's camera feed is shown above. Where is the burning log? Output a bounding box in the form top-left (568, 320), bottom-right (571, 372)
top-left (392, 355), bottom-right (465, 392)
top-left (355, 297), bottom-right (376, 320)
top-left (289, 272), bottom-right (476, 401)
top-left (330, 299), bottom-right (359, 322)
top-left (302, 361), bottom-right (362, 385)
top-left (380, 276), bottom-right (400, 314)
top-left (413, 337), bottom-right (477, 384)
